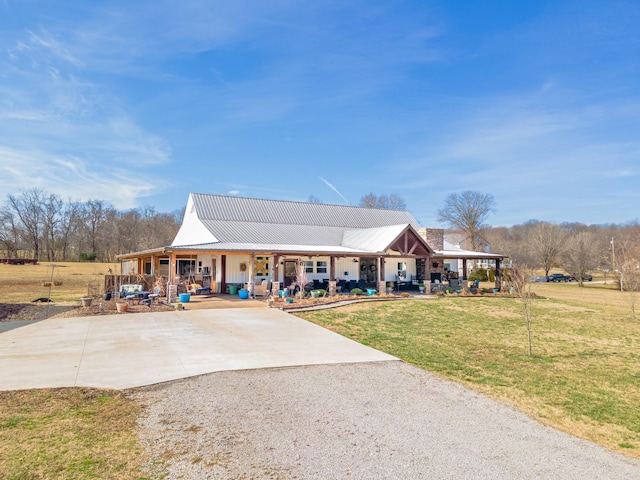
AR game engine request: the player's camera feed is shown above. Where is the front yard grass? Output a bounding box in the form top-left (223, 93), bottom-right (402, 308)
top-left (296, 292), bottom-right (640, 458)
top-left (0, 388), bottom-right (150, 480)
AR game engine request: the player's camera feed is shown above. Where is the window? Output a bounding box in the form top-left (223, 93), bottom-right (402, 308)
top-left (303, 261), bottom-right (313, 273)
top-left (397, 262), bottom-right (407, 280)
top-left (177, 259), bottom-right (196, 276)
top-left (144, 262), bottom-right (152, 275)
top-left (158, 259), bottom-right (169, 277)
top-left (316, 261), bottom-right (327, 274)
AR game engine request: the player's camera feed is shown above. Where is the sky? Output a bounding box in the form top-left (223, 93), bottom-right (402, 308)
top-left (1, 0), bottom-right (639, 227)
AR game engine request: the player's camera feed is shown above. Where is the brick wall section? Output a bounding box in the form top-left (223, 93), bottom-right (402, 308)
top-left (419, 227), bottom-right (444, 251)
top-left (418, 228), bottom-right (447, 283)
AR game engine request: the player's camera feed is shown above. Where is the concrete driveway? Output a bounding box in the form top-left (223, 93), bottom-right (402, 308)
top-left (0, 307), bottom-right (395, 391)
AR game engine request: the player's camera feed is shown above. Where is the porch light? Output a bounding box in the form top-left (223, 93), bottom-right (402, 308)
top-left (353, 258), bottom-right (359, 263)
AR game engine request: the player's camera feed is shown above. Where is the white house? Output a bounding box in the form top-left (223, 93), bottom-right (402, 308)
top-left (117, 193), bottom-right (504, 295)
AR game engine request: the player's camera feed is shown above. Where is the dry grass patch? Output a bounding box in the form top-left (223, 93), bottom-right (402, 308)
top-left (0, 262), bottom-right (117, 303)
top-left (0, 388), bottom-right (151, 479)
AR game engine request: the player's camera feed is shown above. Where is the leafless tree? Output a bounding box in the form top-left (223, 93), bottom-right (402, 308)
top-left (437, 191), bottom-right (495, 251)
top-left (6, 188), bottom-right (46, 259)
top-left (307, 195), bottom-right (322, 204)
top-left (359, 193), bottom-right (406, 210)
top-left (41, 193), bottom-right (63, 261)
top-left (0, 210), bottom-right (20, 257)
top-left (562, 231), bottom-right (603, 287)
top-left (528, 222), bottom-right (567, 278)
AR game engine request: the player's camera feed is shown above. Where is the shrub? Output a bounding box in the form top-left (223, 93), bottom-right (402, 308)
top-left (79, 253), bottom-right (97, 262)
top-left (469, 268), bottom-right (488, 282)
top-left (350, 288), bottom-right (363, 295)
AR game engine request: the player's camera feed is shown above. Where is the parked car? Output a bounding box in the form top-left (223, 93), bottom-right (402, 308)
top-left (548, 273), bottom-right (572, 282)
top-left (530, 275), bottom-right (548, 283)
top-left (570, 274), bottom-right (593, 282)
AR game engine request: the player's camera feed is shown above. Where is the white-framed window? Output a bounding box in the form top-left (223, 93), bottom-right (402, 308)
top-left (177, 259), bottom-right (196, 276)
top-left (397, 262), bottom-right (407, 280)
top-left (159, 258), bottom-right (169, 277)
top-left (303, 260), bottom-right (313, 273)
top-left (316, 261), bottom-right (327, 274)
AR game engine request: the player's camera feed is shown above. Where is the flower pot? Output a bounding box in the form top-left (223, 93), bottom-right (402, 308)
top-left (115, 302), bottom-right (128, 313)
top-left (81, 297), bottom-right (92, 307)
top-left (179, 293), bottom-right (191, 303)
top-left (238, 289), bottom-right (249, 299)
top-left (229, 285), bottom-right (238, 295)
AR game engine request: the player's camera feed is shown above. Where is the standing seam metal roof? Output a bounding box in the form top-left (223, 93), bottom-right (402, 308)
top-left (191, 193), bottom-right (421, 229)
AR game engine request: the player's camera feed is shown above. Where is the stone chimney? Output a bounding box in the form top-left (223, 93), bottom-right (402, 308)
top-left (419, 227), bottom-right (444, 251)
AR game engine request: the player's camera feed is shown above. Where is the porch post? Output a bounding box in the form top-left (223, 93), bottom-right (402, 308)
top-left (462, 259), bottom-right (468, 281)
top-left (220, 255), bottom-right (227, 294)
top-left (328, 256), bottom-right (336, 296)
top-left (378, 256), bottom-right (386, 293)
top-left (495, 259), bottom-right (502, 290)
top-left (272, 255), bottom-right (280, 296)
top-left (167, 251), bottom-right (177, 303)
top-left (248, 253), bottom-right (255, 296)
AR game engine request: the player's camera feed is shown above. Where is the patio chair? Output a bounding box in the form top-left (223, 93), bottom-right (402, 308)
top-left (253, 279), bottom-right (271, 297)
top-left (143, 286), bottom-right (161, 307)
top-left (188, 283), bottom-right (212, 295)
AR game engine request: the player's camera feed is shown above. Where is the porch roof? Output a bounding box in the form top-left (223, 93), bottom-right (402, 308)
top-left (432, 249), bottom-right (504, 260)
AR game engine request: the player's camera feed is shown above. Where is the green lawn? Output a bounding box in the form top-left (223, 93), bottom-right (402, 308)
top-left (0, 388), bottom-right (151, 480)
top-left (296, 294), bottom-right (640, 458)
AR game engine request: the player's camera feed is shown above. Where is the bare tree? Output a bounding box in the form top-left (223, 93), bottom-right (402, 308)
top-left (359, 193), bottom-right (406, 210)
top-left (506, 263), bottom-right (536, 355)
top-left (528, 222), bottom-right (567, 278)
top-left (0, 210), bottom-right (20, 258)
top-left (41, 193), bottom-right (63, 261)
top-left (562, 231), bottom-right (602, 287)
top-left (6, 188), bottom-right (46, 259)
top-left (307, 195), bottom-right (322, 204)
top-left (437, 191), bottom-right (496, 251)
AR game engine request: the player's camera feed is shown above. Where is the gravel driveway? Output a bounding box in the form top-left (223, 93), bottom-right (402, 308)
top-left (135, 361), bottom-right (640, 479)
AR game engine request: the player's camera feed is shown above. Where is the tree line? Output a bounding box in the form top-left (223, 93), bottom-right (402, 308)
top-left (430, 190), bottom-right (639, 290)
top-left (0, 188), bottom-right (181, 262)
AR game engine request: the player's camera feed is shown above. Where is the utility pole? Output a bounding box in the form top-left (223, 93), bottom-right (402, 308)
top-left (611, 237), bottom-right (615, 272)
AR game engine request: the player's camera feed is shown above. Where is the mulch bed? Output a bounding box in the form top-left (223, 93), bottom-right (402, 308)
top-left (0, 299), bottom-right (174, 322)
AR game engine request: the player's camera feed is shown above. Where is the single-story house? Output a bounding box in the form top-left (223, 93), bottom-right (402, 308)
top-left (116, 193), bottom-right (505, 297)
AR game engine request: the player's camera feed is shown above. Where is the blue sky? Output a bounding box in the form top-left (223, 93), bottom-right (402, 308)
top-left (1, 0), bottom-right (638, 227)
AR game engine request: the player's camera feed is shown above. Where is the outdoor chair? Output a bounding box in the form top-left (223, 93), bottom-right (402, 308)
top-left (143, 286), bottom-right (161, 307)
top-left (188, 283), bottom-right (211, 295)
top-left (253, 279), bottom-right (271, 297)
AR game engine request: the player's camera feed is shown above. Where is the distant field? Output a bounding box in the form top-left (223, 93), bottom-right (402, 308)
top-left (0, 262), bottom-right (118, 303)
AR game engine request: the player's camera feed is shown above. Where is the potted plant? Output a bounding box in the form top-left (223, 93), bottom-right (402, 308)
top-left (418, 283), bottom-right (425, 293)
top-left (81, 297), bottom-right (92, 307)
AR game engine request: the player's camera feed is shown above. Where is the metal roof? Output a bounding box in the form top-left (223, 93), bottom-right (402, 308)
top-left (191, 193), bottom-right (421, 229)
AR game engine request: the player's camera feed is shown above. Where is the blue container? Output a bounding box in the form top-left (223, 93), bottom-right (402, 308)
top-left (367, 288), bottom-right (376, 296)
top-left (238, 289), bottom-right (249, 299)
top-left (179, 293), bottom-right (191, 303)
top-left (279, 289), bottom-right (285, 297)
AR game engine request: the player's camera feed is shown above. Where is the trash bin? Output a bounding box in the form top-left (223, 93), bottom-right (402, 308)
top-left (229, 285), bottom-right (238, 295)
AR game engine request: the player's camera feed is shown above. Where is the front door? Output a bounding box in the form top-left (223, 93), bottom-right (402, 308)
top-left (284, 261), bottom-right (297, 287)
top-left (360, 257), bottom-right (377, 287)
